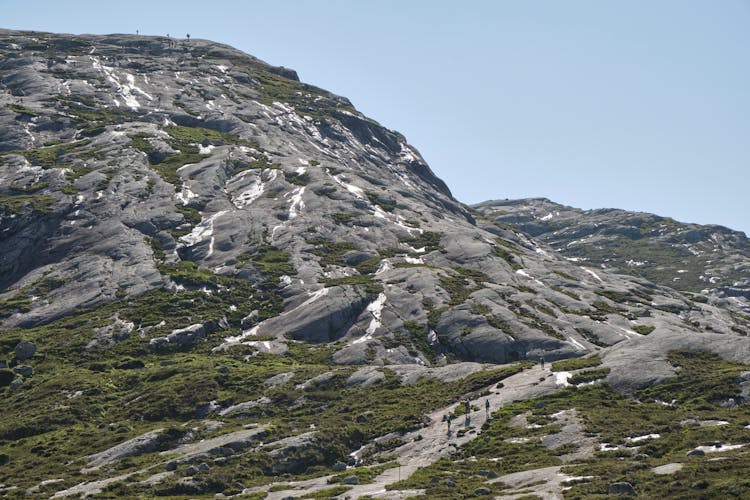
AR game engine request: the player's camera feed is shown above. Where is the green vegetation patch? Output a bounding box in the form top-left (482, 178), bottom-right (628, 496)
top-left (550, 356), bottom-right (602, 372)
top-left (632, 324), bottom-right (656, 335)
top-left (11, 139), bottom-right (93, 168)
top-left (286, 171), bottom-right (310, 186)
top-left (493, 245), bottom-right (522, 270)
top-left (568, 367), bottom-right (611, 385)
top-left (366, 191), bottom-right (399, 212)
top-left (0, 276), bottom-right (66, 319)
top-left (306, 237), bottom-right (356, 267)
top-left (6, 103), bottom-right (41, 117)
top-left (398, 231), bottom-right (444, 253)
top-left (440, 267), bottom-right (489, 306)
top-left (322, 275), bottom-right (383, 298)
top-left (130, 125), bottom-right (257, 186)
top-left (328, 462), bottom-right (398, 484)
top-left (0, 193), bottom-right (53, 214)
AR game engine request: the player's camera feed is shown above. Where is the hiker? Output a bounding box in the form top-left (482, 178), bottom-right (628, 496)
top-left (485, 398), bottom-right (491, 418)
top-left (447, 414), bottom-right (452, 431)
top-left (540, 356), bottom-right (545, 370)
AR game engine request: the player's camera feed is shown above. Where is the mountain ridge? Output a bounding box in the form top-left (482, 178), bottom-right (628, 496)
top-left (474, 197), bottom-right (750, 307)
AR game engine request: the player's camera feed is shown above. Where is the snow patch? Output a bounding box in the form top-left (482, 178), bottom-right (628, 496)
top-left (692, 443), bottom-right (745, 454)
top-left (179, 210), bottom-right (227, 250)
top-left (599, 443), bottom-right (620, 451)
top-left (233, 177), bottom-right (264, 208)
top-left (516, 269), bottom-right (532, 279)
top-left (375, 260), bottom-right (392, 275)
top-left (288, 186), bottom-right (305, 219)
top-left (332, 174), bottom-right (365, 199)
top-left (626, 433), bottom-right (660, 443)
top-left (554, 371), bottom-right (572, 387)
top-left (175, 182), bottom-right (198, 205)
top-left (365, 293), bottom-right (387, 335)
top-left (626, 259), bottom-right (647, 267)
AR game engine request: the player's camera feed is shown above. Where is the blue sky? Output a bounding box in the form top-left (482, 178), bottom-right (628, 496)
top-left (4, 1), bottom-right (749, 234)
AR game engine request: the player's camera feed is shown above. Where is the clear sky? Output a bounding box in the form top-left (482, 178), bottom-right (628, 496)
top-left (4, 1), bottom-right (749, 235)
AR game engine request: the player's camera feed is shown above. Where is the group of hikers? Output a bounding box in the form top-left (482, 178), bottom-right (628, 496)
top-left (444, 356), bottom-right (547, 435)
top-left (445, 398), bottom-right (492, 434)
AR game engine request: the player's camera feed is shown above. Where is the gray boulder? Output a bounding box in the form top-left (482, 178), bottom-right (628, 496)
top-left (346, 367), bottom-right (385, 388)
top-left (256, 286), bottom-right (369, 343)
top-left (343, 250), bottom-right (377, 266)
top-left (85, 429), bottom-right (165, 469)
top-left (13, 365), bottom-right (33, 378)
top-left (296, 371), bottom-right (336, 390)
top-left (264, 372), bottom-right (294, 387)
top-left (608, 482), bottom-right (636, 495)
top-left (149, 321), bottom-right (222, 350)
top-left (240, 310), bottom-right (259, 328)
top-left (14, 341), bottom-right (36, 361)
top-left (219, 397), bottom-right (272, 417)
top-left (85, 317), bottom-right (134, 351)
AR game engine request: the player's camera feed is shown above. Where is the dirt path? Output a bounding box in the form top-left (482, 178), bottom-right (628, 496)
top-left (255, 364), bottom-right (562, 499)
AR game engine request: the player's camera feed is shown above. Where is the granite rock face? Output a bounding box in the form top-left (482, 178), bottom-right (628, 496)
top-left (1, 29), bottom-right (749, 391)
top-left (474, 198), bottom-right (750, 306)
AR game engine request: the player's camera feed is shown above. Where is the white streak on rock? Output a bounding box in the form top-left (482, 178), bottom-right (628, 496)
top-left (582, 268), bottom-right (603, 282)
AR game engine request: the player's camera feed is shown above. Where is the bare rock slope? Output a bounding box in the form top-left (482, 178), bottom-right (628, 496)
top-left (2, 30), bottom-right (748, 372)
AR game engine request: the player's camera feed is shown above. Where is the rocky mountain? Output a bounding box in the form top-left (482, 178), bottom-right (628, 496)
top-left (2, 29), bottom-right (750, 499)
top-left (474, 198), bottom-right (750, 306)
